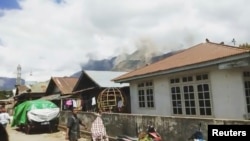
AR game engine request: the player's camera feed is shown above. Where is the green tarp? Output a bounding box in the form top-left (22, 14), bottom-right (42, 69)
top-left (11, 99), bottom-right (58, 127)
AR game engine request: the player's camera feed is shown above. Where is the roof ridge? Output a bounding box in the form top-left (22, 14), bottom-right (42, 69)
top-left (113, 41), bottom-right (250, 82)
top-left (206, 42), bottom-right (249, 52)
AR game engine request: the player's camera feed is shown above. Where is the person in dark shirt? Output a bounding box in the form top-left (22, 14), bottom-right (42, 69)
top-left (66, 108), bottom-right (87, 141)
top-left (0, 123), bottom-right (9, 141)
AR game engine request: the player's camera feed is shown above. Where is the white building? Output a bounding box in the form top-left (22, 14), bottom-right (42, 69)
top-left (113, 41), bottom-right (250, 120)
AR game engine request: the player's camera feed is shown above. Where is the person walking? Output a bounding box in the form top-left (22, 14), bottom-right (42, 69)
top-left (65, 107), bottom-right (87, 141)
top-left (91, 111), bottom-right (109, 141)
top-left (0, 123), bottom-right (9, 141)
top-left (0, 107), bottom-right (10, 128)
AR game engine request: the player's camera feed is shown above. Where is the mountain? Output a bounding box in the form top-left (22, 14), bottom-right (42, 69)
top-left (0, 77), bottom-right (25, 90)
top-left (71, 49), bottom-right (183, 78)
top-left (81, 57), bottom-right (116, 71)
top-left (2, 48), bottom-right (183, 90)
top-left (80, 49), bottom-right (184, 72)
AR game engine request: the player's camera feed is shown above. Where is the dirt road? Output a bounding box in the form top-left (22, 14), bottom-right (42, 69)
top-left (6, 124), bottom-right (88, 141)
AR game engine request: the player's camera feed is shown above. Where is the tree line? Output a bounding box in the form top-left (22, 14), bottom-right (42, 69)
top-left (239, 43), bottom-right (250, 49)
top-left (0, 90), bottom-right (13, 99)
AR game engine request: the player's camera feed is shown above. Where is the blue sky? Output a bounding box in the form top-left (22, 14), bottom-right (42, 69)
top-left (0, 0), bottom-right (250, 82)
top-left (0, 0), bottom-right (65, 9)
top-left (0, 0), bottom-right (20, 9)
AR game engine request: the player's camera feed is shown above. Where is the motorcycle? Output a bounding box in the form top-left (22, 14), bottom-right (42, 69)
top-left (116, 122), bottom-right (162, 141)
top-left (146, 122), bottom-right (162, 141)
top-left (188, 123), bottom-right (205, 141)
top-left (116, 135), bottom-right (138, 141)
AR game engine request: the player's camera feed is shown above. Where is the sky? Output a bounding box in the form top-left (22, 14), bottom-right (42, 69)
top-left (0, 0), bottom-right (250, 82)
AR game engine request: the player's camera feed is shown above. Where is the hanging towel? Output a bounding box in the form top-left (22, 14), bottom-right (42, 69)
top-left (76, 99), bottom-right (82, 108)
top-left (92, 97), bottom-right (96, 105)
top-left (72, 99), bottom-right (77, 107)
top-left (66, 99), bottom-right (73, 106)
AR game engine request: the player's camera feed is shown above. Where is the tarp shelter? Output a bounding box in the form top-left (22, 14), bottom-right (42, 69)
top-left (11, 99), bottom-right (59, 127)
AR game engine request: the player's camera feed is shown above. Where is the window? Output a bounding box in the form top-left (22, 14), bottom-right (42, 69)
top-left (197, 84), bottom-right (212, 115)
top-left (170, 73), bottom-right (212, 116)
top-left (171, 87), bottom-right (182, 114)
top-left (243, 72), bottom-right (250, 113)
top-left (182, 76), bottom-right (193, 82)
top-left (137, 81), bottom-right (154, 108)
top-left (170, 78), bottom-right (180, 84)
top-left (183, 85), bottom-right (196, 115)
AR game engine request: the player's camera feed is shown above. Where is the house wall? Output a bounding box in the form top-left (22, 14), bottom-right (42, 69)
top-left (129, 67), bottom-right (248, 120)
top-left (59, 111), bottom-right (250, 141)
top-left (210, 69), bottom-right (247, 119)
top-left (52, 87), bottom-right (60, 93)
top-left (130, 76), bottom-right (172, 116)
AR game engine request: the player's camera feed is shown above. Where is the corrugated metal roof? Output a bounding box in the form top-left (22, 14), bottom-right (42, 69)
top-left (113, 42), bottom-right (250, 81)
top-left (30, 81), bottom-right (49, 92)
top-left (52, 77), bottom-right (78, 94)
top-left (84, 70), bottom-right (129, 87)
top-left (17, 85), bottom-right (30, 94)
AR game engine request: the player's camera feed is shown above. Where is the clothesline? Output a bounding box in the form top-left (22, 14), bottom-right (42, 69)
top-left (64, 96), bottom-right (97, 107)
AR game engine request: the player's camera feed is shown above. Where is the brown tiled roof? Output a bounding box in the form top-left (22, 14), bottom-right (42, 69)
top-left (52, 77), bottom-right (78, 94)
top-left (113, 42), bottom-right (250, 81)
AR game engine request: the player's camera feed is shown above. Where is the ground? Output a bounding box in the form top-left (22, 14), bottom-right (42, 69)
top-left (6, 124), bottom-right (89, 141)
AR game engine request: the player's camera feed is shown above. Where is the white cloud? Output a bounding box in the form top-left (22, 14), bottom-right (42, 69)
top-left (0, 0), bottom-right (250, 82)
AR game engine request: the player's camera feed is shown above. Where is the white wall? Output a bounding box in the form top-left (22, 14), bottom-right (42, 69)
top-left (210, 69), bottom-right (247, 120)
top-left (129, 76), bottom-right (172, 116)
top-left (129, 67), bottom-right (248, 120)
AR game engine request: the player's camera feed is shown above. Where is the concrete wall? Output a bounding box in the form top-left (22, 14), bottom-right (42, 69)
top-left (210, 69), bottom-right (247, 119)
top-left (129, 67), bottom-right (249, 120)
top-left (59, 111), bottom-right (250, 141)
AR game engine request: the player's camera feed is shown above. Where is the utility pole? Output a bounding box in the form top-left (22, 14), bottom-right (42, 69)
top-left (232, 38), bottom-right (236, 46)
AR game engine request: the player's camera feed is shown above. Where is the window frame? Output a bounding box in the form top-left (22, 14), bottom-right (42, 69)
top-left (137, 81), bottom-right (155, 109)
top-left (170, 73), bottom-right (213, 117)
top-left (243, 71), bottom-right (250, 114)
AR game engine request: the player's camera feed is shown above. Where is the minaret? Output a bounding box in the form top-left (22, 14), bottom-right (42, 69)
top-left (16, 64), bottom-right (22, 86)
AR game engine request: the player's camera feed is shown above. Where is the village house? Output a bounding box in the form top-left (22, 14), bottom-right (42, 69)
top-left (113, 40), bottom-right (250, 120)
top-left (14, 82), bottom-right (48, 107)
top-left (42, 76), bottom-right (78, 110)
top-left (70, 70), bottom-right (130, 113)
top-left (42, 70), bottom-right (130, 113)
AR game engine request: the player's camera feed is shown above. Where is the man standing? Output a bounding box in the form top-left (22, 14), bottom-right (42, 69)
top-left (66, 108), bottom-right (87, 141)
top-left (0, 107), bottom-right (10, 128)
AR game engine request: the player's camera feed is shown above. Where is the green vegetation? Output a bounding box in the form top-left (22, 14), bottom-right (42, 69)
top-left (239, 43), bottom-right (250, 49)
top-left (0, 90), bottom-right (13, 99)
